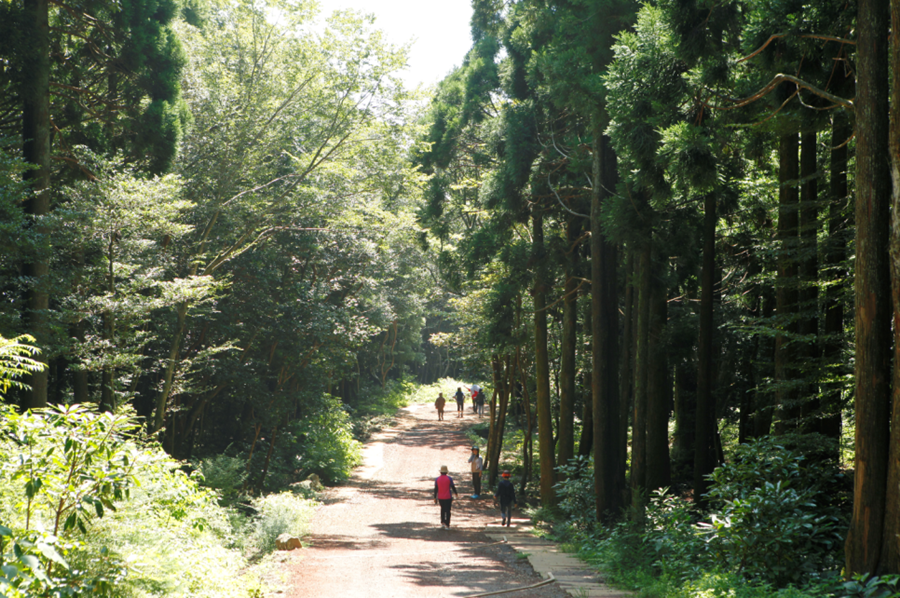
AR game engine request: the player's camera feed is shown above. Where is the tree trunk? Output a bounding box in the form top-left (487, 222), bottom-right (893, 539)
top-left (694, 193), bottom-right (717, 505)
top-left (845, 0), bottom-right (891, 575)
top-left (578, 293), bottom-right (594, 457)
top-left (21, 0), bottom-right (51, 410)
top-left (557, 217), bottom-right (579, 472)
top-left (154, 302), bottom-right (188, 433)
top-left (753, 293), bottom-right (777, 436)
top-left (533, 210), bottom-right (556, 507)
top-left (518, 347), bottom-right (534, 497)
top-left (619, 247), bottom-right (635, 464)
top-left (799, 130), bottom-right (820, 435)
top-left (592, 123), bottom-right (623, 522)
top-left (775, 132), bottom-right (801, 433)
top-left (646, 280), bottom-right (670, 492)
top-left (631, 238), bottom-right (651, 508)
top-left (489, 355), bottom-right (511, 488)
top-left (880, 0), bottom-right (900, 572)
top-left (822, 112), bottom-right (851, 455)
top-left (672, 361), bottom-right (696, 483)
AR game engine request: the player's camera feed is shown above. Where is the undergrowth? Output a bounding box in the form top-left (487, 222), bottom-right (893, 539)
top-left (547, 438), bottom-right (882, 598)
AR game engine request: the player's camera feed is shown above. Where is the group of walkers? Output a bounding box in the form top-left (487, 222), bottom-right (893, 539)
top-left (434, 385), bottom-right (484, 421)
top-left (432, 446), bottom-right (517, 529)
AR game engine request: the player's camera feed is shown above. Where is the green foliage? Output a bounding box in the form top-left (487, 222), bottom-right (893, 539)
top-left (554, 456), bottom-right (597, 531)
top-left (243, 493), bottom-right (316, 555)
top-left (290, 395), bottom-right (362, 484)
top-left (0, 335), bottom-right (45, 397)
top-left (557, 439), bottom-right (846, 596)
top-left (838, 575), bottom-right (900, 598)
top-left (194, 453), bottom-right (248, 506)
top-left (0, 404), bottom-right (255, 597)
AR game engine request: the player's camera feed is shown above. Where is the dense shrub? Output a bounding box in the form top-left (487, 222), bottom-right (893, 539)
top-left (244, 492), bottom-right (317, 554)
top-left (0, 404), bottom-right (254, 598)
top-left (291, 394), bottom-right (362, 484)
top-left (703, 438), bottom-right (846, 586)
top-left (554, 456), bottom-right (597, 530)
top-left (195, 452), bottom-right (249, 506)
top-left (559, 437), bottom-right (847, 596)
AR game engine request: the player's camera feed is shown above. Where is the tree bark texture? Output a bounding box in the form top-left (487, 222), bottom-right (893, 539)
top-left (822, 112), bottom-right (851, 453)
top-left (631, 238), bottom-right (651, 507)
top-left (845, 0), bottom-right (891, 575)
top-left (646, 281), bottom-right (670, 492)
top-left (21, 0), bottom-right (51, 409)
top-left (672, 362), bottom-right (696, 483)
top-left (881, 0), bottom-right (900, 572)
top-left (619, 247), bottom-right (635, 466)
top-left (775, 133), bottom-right (801, 433)
top-left (557, 217), bottom-right (579, 472)
top-left (533, 210), bottom-right (556, 507)
top-left (592, 124), bottom-right (623, 522)
top-left (578, 296), bottom-right (594, 457)
top-left (694, 192), bottom-right (717, 504)
top-left (799, 130), bottom-right (820, 433)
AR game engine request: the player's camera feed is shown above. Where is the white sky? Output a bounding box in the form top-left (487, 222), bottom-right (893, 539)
top-left (316, 0), bottom-right (474, 89)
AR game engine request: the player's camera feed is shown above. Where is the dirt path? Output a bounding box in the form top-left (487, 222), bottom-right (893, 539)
top-left (275, 403), bottom-right (570, 598)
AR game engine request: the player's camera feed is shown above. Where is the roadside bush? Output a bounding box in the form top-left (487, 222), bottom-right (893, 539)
top-left (0, 404), bottom-right (253, 598)
top-left (245, 492), bottom-right (317, 554)
top-left (703, 438), bottom-right (846, 586)
top-left (195, 452), bottom-right (249, 506)
top-left (642, 489), bottom-right (705, 582)
top-left (555, 455), bottom-right (597, 531)
top-left (291, 394), bottom-right (362, 484)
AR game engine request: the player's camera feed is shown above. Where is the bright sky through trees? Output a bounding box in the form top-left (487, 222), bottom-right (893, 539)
top-left (316, 0), bottom-right (473, 88)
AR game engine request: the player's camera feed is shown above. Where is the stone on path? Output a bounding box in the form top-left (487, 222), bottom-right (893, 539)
top-left (276, 534), bottom-right (303, 551)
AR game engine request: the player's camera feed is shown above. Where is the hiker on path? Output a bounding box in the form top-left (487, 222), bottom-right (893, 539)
top-left (494, 470), bottom-right (517, 527)
top-left (434, 392), bottom-right (446, 420)
top-left (433, 465), bottom-right (459, 529)
top-left (467, 446), bottom-right (483, 498)
top-left (469, 384), bottom-right (481, 413)
top-left (454, 387), bottom-right (465, 418)
top-left (476, 391), bottom-right (485, 417)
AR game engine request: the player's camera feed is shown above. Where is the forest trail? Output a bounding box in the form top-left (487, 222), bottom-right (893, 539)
top-left (272, 403), bottom-right (572, 597)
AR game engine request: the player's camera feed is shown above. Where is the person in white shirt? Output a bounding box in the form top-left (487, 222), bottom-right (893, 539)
top-left (467, 446), bottom-right (483, 498)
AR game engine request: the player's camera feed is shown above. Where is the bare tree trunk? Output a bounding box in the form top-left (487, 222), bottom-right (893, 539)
top-left (533, 210), bottom-right (556, 507)
top-left (822, 111), bottom-right (851, 456)
top-left (489, 355), bottom-right (511, 488)
top-left (845, 0), bottom-right (891, 574)
top-left (619, 247), bottom-right (635, 464)
top-left (631, 239), bottom-right (651, 509)
top-left (21, 0), bottom-right (51, 409)
top-left (518, 348), bottom-right (534, 497)
top-left (592, 124), bottom-right (622, 521)
top-left (775, 132), bottom-right (801, 433)
top-left (646, 281), bottom-right (670, 492)
top-left (557, 217), bottom-right (579, 473)
top-left (694, 193), bottom-right (717, 505)
top-left (799, 130), bottom-right (820, 435)
top-left (880, 0), bottom-right (900, 572)
top-left (578, 296), bottom-right (594, 457)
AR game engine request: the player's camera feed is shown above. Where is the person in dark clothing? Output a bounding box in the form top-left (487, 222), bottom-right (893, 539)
top-left (455, 387), bottom-right (465, 418)
top-left (433, 465), bottom-right (459, 529)
top-left (494, 470), bottom-right (517, 527)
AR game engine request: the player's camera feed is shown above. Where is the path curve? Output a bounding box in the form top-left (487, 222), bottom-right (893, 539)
top-left (275, 404), bottom-right (570, 598)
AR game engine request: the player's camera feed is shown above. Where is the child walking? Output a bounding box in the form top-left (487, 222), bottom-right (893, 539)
top-left (494, 470), bottom-right (517, 527)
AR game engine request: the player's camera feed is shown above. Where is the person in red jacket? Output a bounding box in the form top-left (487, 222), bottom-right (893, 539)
top-left (433, 465), bottom-right (459, 529)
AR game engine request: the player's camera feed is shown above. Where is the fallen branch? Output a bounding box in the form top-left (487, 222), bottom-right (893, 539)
top-left (464, 572), bottom-right (557, 597)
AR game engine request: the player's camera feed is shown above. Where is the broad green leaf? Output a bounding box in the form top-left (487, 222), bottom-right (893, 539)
top-left (36, 542), bottom-right (69, 570)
